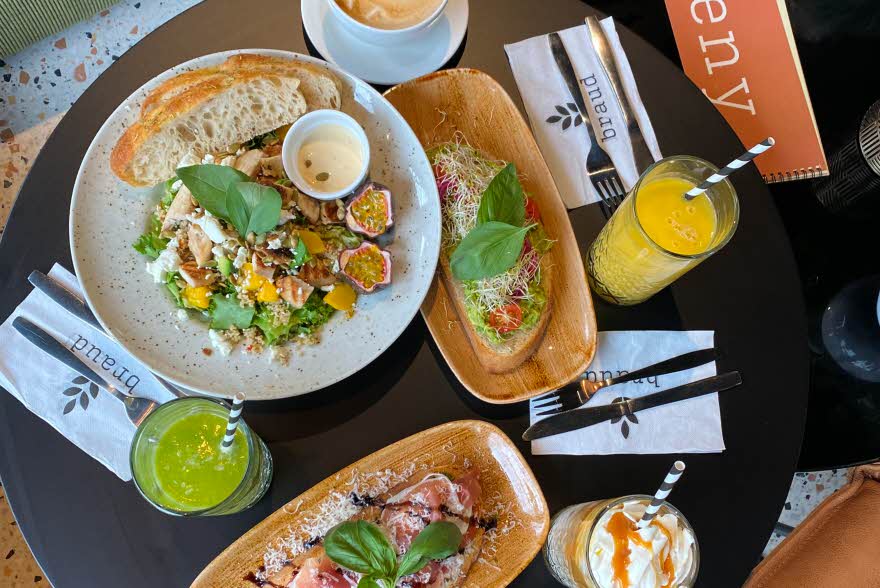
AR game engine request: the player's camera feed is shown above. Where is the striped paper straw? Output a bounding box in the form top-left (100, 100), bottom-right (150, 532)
top-left (684, 137), bottom-right (776, 200)
top-left (220, 392), bottom-right (246, 450)
top-left (637, 460), bottom-right (686, 528)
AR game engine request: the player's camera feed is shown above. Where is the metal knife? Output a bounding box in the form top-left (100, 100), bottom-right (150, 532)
top-left (584, 16), bottom-right (655, 174)
top-left (549, 32), bottom-right (604, 151)
top-left (28, 270), bottom-right (187, 398)
top-left (523, 371), bottom-right (742, 441)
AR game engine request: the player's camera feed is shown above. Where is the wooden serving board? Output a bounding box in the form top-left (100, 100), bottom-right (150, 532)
top-left (191, 421), bottom-right (548, 587)
top-left (384, 69), bottom-right (597, 403)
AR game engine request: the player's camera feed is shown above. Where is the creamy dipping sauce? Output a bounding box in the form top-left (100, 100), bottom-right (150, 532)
top-left (297, 123), bottom-right (364, 193)
top-left (335, 0), bottom-right (443, 29)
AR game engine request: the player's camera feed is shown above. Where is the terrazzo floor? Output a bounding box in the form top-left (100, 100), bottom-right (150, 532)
top-left (0, 0), bottom-right (855, 584)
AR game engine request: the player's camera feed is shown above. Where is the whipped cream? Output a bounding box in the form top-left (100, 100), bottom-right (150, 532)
top-left (589, 500), bottom-right (696, 588)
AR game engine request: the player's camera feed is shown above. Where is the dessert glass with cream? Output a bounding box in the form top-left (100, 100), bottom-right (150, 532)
top-left (543, 495), bottom-right (699, 588)
top-left (328, 0), bottom-right (449, 44)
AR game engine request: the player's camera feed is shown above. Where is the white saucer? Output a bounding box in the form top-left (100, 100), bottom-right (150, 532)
top-left (302, 0), bottom-right (469, 86)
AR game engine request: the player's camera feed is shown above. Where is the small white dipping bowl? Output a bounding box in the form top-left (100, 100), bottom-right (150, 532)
top-left (327, 0), bottom-right (449, 45)
top-left (282, 109), bottom-right (371, 201)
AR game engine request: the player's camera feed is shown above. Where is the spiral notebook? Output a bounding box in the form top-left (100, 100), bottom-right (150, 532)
top-left (665, 0), bottom-right (828, 183)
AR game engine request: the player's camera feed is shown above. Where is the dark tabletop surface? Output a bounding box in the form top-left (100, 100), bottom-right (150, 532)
top-left (586, 0), bottom-right (880, 471)
top-left (0, 0), bottom-right (812, 586)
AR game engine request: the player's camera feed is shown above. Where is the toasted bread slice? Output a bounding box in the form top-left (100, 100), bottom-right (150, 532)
top-left (111, 71), bottom-right (307, 186)
top-left (220, 54), bottom-right (342, 111)
top-left (139, 70), bottom-right (227, 116)
top-left (139, 54), bottom-right (341, 117)
top-left (439, 254), bottom-right (552, 374)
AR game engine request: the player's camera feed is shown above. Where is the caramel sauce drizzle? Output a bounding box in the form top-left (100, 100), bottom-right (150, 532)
top-left (606, 512), bottom-right (677, 588)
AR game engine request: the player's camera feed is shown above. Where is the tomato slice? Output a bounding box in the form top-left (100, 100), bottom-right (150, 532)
top-left (488, 303), bottom-right (524, 334)
top-left (525, 197), bottom-right (541, 221)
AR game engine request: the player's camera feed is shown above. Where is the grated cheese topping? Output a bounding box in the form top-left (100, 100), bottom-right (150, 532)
top-left (258, 456), bottom-right (521, 582)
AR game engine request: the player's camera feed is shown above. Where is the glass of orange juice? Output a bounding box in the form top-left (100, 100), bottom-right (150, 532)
top-left (587, 156), bottom-right (739, 305)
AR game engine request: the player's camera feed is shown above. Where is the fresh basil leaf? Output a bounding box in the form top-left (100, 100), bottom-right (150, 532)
top-left (239, 182), bottom-right (282, 235)
top-left (225, 184), bottom-right (250, 238)
top-left (176, 164), bottom-right (248, 219)
top-left (225, 182), bottom-right (282, 238)
top-left (476, 163), bottom-right (525, 227)
top-left (209, 294), bottom-right (255, 330)
top-left (450, 221), bottom-right (532, 281)
top-left (290, 239), bottom-right (311, 269)
top-left (325, 521), bottom-right (397, 577)
top-left (396, 522), bottom-right (462, 579)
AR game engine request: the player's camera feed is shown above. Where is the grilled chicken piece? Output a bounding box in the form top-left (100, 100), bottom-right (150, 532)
top-left (256, 244), bottom-right (292, 265)
top-left (161, 186), bottom-right (195, 236)
top-left (178, 261), bottom-right (217, 287)
top-left (260, 155), bottom-right (285, 178)
top-left (276, 275), bottom-right (314, 309)
top-left (296, 191), bottom-right (321, 224)
top-left (187, 223), bottom-right (214, 266)
top-left (320, 199), bottom-right (345, 224)
top-left (263, 143), bottom-right (282, 157)
top-left (252, 252), bottom-right (276, 280)
top-left (234, 149), bottom-right (265, 177)
top-left (299, 259), bottom-right (338, 287)
top-left (277, 184), bottom-right (298, 208)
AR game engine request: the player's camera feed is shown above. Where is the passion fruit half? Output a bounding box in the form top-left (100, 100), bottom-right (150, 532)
top-left (338, 241), bottom-right (392, 293)
top-left (345, 182), bottom-right (393, 238)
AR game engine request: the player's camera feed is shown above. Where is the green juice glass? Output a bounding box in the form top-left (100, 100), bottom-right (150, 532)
top-left (130, 397), bottom-right (273, 516)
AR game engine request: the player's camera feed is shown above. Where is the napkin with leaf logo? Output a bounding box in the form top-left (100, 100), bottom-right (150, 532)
top-left (505, 17), bottom-right (662, 209)
top-left (0, 264), bottom-right (175, 480)
top-left (529, 331), bottom-right (724, 455)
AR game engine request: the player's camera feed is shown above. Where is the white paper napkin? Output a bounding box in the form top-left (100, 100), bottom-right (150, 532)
top-left (0, 264), bottom-right (175, 480)
top-left (530, 331), bottom-right (723, 455)
top-left (505, 18), bottom-right (663, 209)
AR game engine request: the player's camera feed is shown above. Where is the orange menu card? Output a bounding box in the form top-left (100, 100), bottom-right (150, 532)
top-left (665, 0), bottom-right (828, 182)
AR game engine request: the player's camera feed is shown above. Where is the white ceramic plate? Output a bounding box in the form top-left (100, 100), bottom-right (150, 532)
top-left (302, 0), bottom-right (469, 86)
top-left (69, 50), bottom-right (441, 400)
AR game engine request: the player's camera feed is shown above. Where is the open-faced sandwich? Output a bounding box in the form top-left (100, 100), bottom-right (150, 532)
top-left (261, 469), bottom-right (485, 587)
top-left (427, 142), bottom-right (553, 374)
top-left (111, 54), bottom-right (394, 362)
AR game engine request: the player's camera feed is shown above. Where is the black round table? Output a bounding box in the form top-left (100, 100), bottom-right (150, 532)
top-left (0, 0), bottom-right (809, 586)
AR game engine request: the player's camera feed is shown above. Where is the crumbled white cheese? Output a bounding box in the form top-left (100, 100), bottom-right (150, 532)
top-left (267, 237), bottom-right (282, 250)
top-left (320, 284), bottom-right (335, 292)
top-left (208, 330), bottom-right (234, 356)
top-left (233, 246), bottom-right (248, 269)
top-left (170, 179), bottom-right (183, 193)
top-left (336, 199), bottom-right (346, 220)
top-left (201, 153), bottom-right (215, 164)
top-left (145, 253), bottom-right (179, 283)
top-left (331, 258), bottom-right (340, 273)
top-left (144, 242), bottom-right (181, 283)
top-left (219, 155), bottom-right (236, 167)
top-left (187, 211), bottom-right (227, 244)
top-left (176, 309), bottom-right (188, 321)
top-left (211, 245), bottom-right (225, 258)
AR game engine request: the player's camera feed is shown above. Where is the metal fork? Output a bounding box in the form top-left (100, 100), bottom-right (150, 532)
top-left (532, 348), bottom-right (718, 416)
top-left (12, 317), bottom-right (159, 426)
top-left (548, 32), bottom-right (626, 217)
top-left (28, 270), bottom-right (187, 398)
